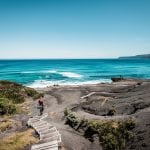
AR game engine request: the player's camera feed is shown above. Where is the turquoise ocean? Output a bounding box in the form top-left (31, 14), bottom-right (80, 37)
top-left (0, 59), bottom-right (150, 88)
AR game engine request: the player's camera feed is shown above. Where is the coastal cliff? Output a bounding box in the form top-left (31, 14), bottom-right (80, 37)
top-left (119, 54), bottom-right (150, 59)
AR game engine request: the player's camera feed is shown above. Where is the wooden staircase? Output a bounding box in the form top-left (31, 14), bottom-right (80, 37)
top-left (27, 113), bottom-right (62, 150)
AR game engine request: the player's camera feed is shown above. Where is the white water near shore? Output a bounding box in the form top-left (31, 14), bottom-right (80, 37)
top-left (28, 79), bottom-right (111, 88)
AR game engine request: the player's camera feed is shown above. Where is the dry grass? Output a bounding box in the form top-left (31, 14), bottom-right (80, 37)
top-left (0, 120), bottom-right (13, 132)
top-left (0, 129), bottom-right (38, 150)
top-left (17, 101), bottom-right (30, 114)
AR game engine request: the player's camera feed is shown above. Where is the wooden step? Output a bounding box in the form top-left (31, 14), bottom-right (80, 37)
top-left (31, 121), bottom-right (48, 127)
top-left (39, 127), bottom-right (57, 135)
top-left (35, 124), bottom-right (53, 130)
top-left (36, 125), bottom-right (53, 133)
top-left (28, 118), bottom-right (41, 126)
top-left (40, 133), bottom-right (61, 143)
top-left (29, 113), bottom-right (48, 121)
top-left (33, 146), bottom-right (58, 150)
top-left (31, 115), bottom-right (41, 119)
top-left (31, 120), bottom-right (47, 125)
top-left (40, 131), bottom-right (59, 140)
top-left (32, 144), bottom-right (58, 150)
top-left (40, 113), bottom-right (48, 120)
top-left (31, 140), bottom-right (58, 150)
top-left (28, 113), bottom-right (61, 150)
top-left (39, 147), bottom-right (58, 150)
top-left (28, 118), bottom-right (39, 123)
top-left (32, 123), bottom-right (50, 129)
top-left (28, 113), bottom-right (48, 126)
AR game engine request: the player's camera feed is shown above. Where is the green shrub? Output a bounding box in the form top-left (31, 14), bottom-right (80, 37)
top-left (64, 108), bottom-right (69, 116)
top-left (0, 98), bottom-right (17, 115)
top-left (65, 111), bottom-right (80, 128)
top-left (0, 80), bottom-right (42, 104)
top-left (0, 81), bottom-right (25, 103)
top-left (25, 87), bottom-right (43, 100)
top-left (85, 119), bottom-right (135, 150)
top-left (33, 93), bottom-right (44, 100)
top-left (0, 80), bottom-right (42, 116)
top-left (64, 109), bottom-right (136, 150)
top-left (0, 80), bottom-right (22, 87)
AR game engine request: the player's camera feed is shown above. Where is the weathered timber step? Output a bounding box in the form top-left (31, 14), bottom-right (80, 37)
top-left (32, 121), bottom-right (47, 126)
top-left (28, 113), bottom-right (48, 126)
top-left (33, 122), bottom-right (50, 128)
top-left (27, 113), bottom-right (62, 150)
top-left (37, 126), bottom-right (55, 133)
top-left (31, 140), bottom-right (58, 150)
top-left (35, 125), bottom-right (53, 132)
top-left (39, 127), bottom-right (57, 134)
top-left (40, 133), bottom-right (61, 143)
top-left (40, 131), bottom-right (59, 140)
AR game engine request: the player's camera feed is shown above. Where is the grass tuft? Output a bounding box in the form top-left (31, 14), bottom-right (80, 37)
top-left (0, 120), bottom-right (13, 132)
top-left (0, 129), bottom-right (38, 150)
top-left (0, 98), bottom-right (17, 115)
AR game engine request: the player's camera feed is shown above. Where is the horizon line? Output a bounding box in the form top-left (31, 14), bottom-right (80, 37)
top-left (0, 53), bottom-right (148, 60)
top-left (0, 57), bottom-right (119, 60)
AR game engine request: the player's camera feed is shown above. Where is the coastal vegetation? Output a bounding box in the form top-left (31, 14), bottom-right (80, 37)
top-left (0, 129), bottom-right (38, 150)
top-left (0, 80), bottom-right (41, 150)
top-left (0, 98), bottom-right (17, 115)
top-left (64, 109), bottom-right (135, 150)
top-left (0, 80), bottom-right (42, 115)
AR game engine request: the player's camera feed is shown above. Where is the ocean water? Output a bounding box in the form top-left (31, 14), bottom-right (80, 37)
top-left (0, 59), bottom-right (150, 88)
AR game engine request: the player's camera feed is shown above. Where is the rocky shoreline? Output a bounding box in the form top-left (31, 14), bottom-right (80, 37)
top-left (0, 78), bottom-right (150, 150)
top-left (30, 78), bottom-right (150, 150)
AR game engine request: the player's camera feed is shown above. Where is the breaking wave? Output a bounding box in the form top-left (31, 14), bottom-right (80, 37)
top-left (22, 70), bottom-right (82, 78)
top-left (59, 72), bottom-right (82, 78)
top-left (27, 79), bottom-right (111, 88)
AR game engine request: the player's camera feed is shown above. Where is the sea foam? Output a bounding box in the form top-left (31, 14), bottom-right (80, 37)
top-left (22, 70), bottom-right (82, 78)
top-left (59, 72), bottom-right (82, 78)
top-left (28, 79), bottom-right (111, 88)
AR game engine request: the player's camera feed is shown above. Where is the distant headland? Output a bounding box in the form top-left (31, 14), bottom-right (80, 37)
top-left (119, 54), bottom-right (150, 59)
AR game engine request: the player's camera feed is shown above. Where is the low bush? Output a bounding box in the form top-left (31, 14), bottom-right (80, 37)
top-left (65, 111), bottom-right (80, 128)
top-left (24, 87), bottom-right (43, 100)
top-left (0, 98), bottom-right (17, 115)
top-left (64, 109), bottom-right (136, 150)
top-left (0, 80), bottom-right (43, 116)
top-left (86, 119), bottom-right (135, 150)
top-left (0, 80), bottom-right (42, 104)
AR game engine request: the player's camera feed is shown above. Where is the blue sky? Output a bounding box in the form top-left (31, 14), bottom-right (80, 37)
top-left (0, 0), bottom-right (150, 59)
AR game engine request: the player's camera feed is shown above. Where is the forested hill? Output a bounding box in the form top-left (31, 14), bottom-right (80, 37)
top-left (119, 54), bottom-right (150, 59)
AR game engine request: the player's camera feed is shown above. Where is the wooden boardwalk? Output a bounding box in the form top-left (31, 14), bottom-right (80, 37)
top-left (27, 113), bottom-right (62, 150)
